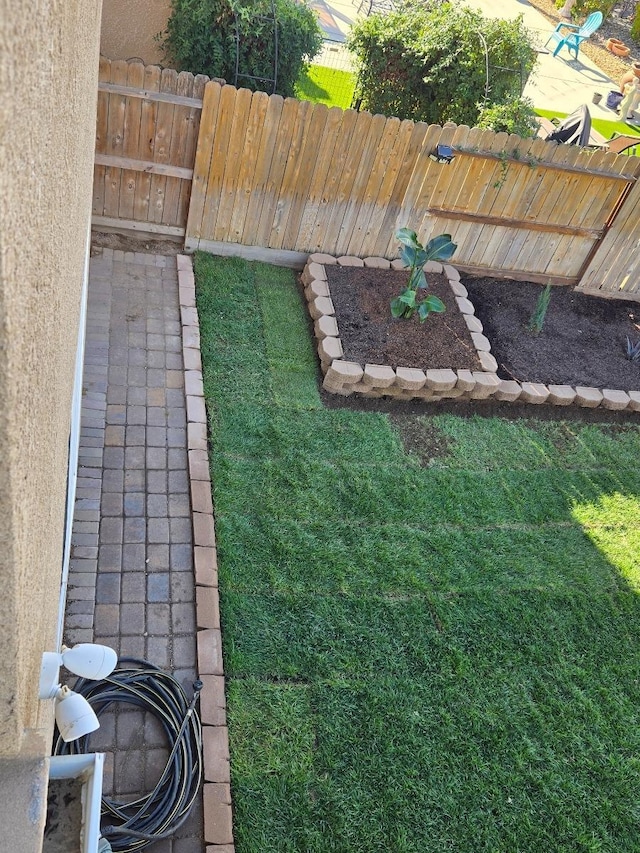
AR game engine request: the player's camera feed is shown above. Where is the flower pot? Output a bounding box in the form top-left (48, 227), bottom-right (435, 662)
top-left (606, 37), bottom-right (631, 57)
top-left (592, 92), bottom-right (603, 105)
top-left (633, 62), bottom-right (640, 79)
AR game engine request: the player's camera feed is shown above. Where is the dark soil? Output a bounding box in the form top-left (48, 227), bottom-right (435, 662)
top-left (323, 265), bottom-right (640, 393)
top-left (463, 276), bottom-right (640, 391)
top-left (325, 266), bottom-right (482, 372)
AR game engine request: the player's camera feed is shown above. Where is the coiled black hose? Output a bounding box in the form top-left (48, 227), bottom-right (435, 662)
top-left (53, 658), bottom-right (203, 852)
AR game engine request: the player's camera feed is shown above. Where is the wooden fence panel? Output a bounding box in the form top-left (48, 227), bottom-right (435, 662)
top-left (95, 70), bottom-right (640, 288)
top-left (93, 58), bottom-right (207, 236)
top-left (186, 84), bottom-right (640, 279)
top-left (576, 177), bottom-right (640, 299)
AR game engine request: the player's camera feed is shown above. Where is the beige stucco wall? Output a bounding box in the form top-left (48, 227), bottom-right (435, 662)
top-left (101, 0), bottom-right (172, 65)
top-left (0, 0), bottom-right (102, 783)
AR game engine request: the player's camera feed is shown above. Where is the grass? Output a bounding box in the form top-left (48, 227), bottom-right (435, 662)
top-left (195, 252), bottom-right (640, 853)
top-left (295, 64), bottom-right (356, 109)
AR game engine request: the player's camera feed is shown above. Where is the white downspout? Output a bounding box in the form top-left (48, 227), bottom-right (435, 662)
top-left (56, 222), bottom-right (92, 649)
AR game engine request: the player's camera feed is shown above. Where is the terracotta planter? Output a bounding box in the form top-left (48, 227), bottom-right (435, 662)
top-left (606, 37), bottom-right (631, 57)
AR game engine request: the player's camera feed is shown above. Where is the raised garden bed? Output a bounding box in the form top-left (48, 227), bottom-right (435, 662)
top-left (302, 254), bottom-right (640, 413)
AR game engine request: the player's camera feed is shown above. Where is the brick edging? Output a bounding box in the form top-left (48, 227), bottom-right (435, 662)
top-left (177, 254), bottom-right (235, 851)
top-left (303, 254), bottom-right (640, 413)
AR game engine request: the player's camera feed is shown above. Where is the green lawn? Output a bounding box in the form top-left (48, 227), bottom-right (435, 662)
top-left (195, 253), bottom-right (640, 853)
top-left (295, 64), bottom-right (356, 109)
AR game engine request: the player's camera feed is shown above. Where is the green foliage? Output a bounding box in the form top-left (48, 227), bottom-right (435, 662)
top-left (477, 96), bottom-right (539, 138)
top-left (348, 1), bottom-right (537, 125)
top-left (390, 229), bottom-right (456, 323)
top-left (632, 4), bottom-right (640, 43)
top-left (160, 0), bottom-right (322, 97)
top-left (625, 335), bottom-right (640, 361)
top-left (569, 0), bottom-right (616, 21)
top-left (528, 283), bottom-right (552, 334)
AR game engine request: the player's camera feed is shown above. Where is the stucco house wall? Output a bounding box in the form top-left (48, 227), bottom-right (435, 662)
top-left (100, 0), bottom-right (172, 65)
top-left (0, 0), bottom-right (103, 846)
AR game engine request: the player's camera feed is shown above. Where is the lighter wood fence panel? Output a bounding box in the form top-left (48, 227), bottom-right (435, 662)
top-left (577, 177), bottom-right (640, 298)
top-left (93, 58), bottom-right (207, 234)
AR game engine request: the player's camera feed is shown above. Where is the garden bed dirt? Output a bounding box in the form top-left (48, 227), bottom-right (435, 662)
top-left (324, 265), bottom-right (640, 393)
top-left (326, 266), bottom-right (482, 372)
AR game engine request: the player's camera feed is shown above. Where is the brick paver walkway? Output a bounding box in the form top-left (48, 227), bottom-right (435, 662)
top-left (66, 247), bottom-right (203, 852)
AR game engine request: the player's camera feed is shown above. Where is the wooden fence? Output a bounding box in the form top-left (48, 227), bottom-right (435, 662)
top-left (93, 65), bottom-right (640, 297)
top-left (93, 58), bottom-right (210, 236)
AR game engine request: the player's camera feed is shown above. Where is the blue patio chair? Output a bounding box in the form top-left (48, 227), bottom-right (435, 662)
top-left (544, 11), bottom-right (603, 60)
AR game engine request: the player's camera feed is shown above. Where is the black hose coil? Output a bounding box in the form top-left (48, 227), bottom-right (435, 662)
top-left (53, 658), bottom-right (204, 852)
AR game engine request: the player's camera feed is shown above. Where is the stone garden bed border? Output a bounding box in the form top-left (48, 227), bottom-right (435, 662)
top-left (302, 254), bottom-right (640, 414)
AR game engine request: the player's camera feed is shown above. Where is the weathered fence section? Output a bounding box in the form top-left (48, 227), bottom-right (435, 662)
top-left (576, 177), bottom-right (640, 299)
top-left (93, 58), bottom-right (209, 236)
top-left (93, 67), bottom-right (640, 295)
top-left (184, 82), bottom-right (640, 284)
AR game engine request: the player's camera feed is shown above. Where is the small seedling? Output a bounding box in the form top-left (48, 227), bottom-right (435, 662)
top-left (625, 336), bottom-right (640, 361)
top-left (528, 283), bottom-right (552, 334)
top-left (390, 229), bottom-right (457, 323)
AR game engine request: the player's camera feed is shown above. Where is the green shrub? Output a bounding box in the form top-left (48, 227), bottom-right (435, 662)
top-left (160, 0), bottom-right (322, 98)
top-left (566, 0), bottom-right (616, 21)
top-left (632, 4), bottom-right (640, 43)
top-left (348, 1), bottom-right (537, 125)
top-left (477, 97), bottom-right (539, 138)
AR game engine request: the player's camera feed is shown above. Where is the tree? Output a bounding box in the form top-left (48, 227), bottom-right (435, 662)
top-left (348, 1), bottom-right (537, 127)
top-left (160, 0), bottom-right (322, 98)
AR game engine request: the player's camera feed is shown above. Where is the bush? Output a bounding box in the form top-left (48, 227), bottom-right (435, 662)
top-left (632, 4), bottom-right (640, 43)
top-left (563, 0), bottom-right (616, 22)
top-left (160, 0), bottom-right (322, 98)
top-left (476, 97), bottom-right (539, 138)
top-left (348, 1), bottom-right (537, 126)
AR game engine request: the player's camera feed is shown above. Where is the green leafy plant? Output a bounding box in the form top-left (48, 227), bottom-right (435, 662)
top-left (160, 0), bottom-right (322, 98)
top-left (390, 229), bottom-right (457, 323)
top-left (632, 5), bottom-right (640, 44)
top-left (348, 2), bottom-right (536, 125)
top-left (625, 335), bottom-right (640, 361)
top-left (528, 283), bottom-right (552, 334)
top-left (477, 97), bottom-right (539, 138)
top-left (562, 0), bottom-right (616, 22)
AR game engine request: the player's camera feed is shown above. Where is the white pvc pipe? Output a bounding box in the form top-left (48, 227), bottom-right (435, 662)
top-left (56, 221), bottom-right (92, 649)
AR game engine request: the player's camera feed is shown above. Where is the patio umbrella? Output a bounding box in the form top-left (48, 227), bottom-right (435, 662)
top-left (547, 104), bottom-right (592, 146)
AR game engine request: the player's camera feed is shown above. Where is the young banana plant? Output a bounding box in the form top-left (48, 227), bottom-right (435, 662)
top-left (390, 229), bottom-right (457, 323)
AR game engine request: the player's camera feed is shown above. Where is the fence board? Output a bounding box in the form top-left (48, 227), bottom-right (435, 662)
top-left (227, 91), bottom-right (271, 245)
top-left (346, 115), bottom-right (402, 257)
top-left (303, 108), bottom-right (361, 253)
top-left (133, 64), bottom-right (161, 224)
top-left (359, 118), bottom-right (416, 257)
top-left (184, 81), bottom-right (222, 246)
top-left (213, 87), bottom-right (253, 242)
top-left (103, 61), bottom-right (129, 220)
top-left (118, 60), bottom-right (145, 221)
top-left (93, 56), bottom-right (111, 217)
top-left (295, 107), bottom-right (350, 251)
top-left (200, 84), bottom-right (244, 242)
top-left (256, 96), bottom-right (305, 248)
top-left (162, 71), bottom-right (194, 227)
